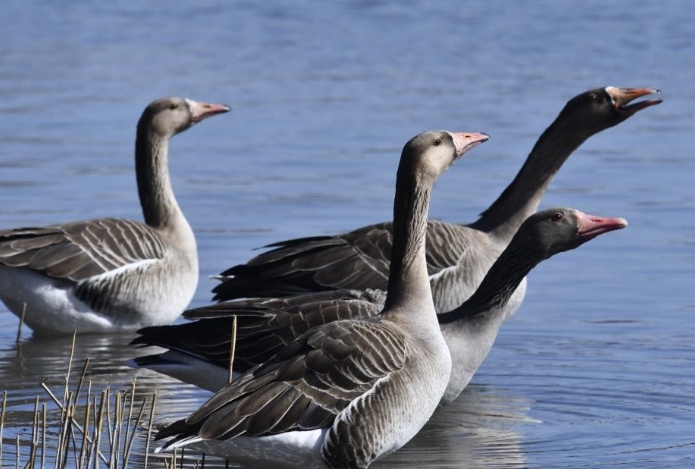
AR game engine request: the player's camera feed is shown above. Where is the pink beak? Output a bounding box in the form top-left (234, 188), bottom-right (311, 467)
top-left (575, 210), bottom-right (628, 239)
top-left (605, 87), bottom-right (662, 116)
top-left (448, 132), bottom-right (490, 157)
top-left (185, 99), bottom-right (231, 123)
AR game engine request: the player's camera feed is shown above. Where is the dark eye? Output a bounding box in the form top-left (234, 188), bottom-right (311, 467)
top-left (434, 138), bottom-right (442, 146)
top-left (169, 103), bottom-right (179, 110)
top-left (589, 93), bottom-right (598, 102)
top-left (552, 212), bottom-right (563, 222)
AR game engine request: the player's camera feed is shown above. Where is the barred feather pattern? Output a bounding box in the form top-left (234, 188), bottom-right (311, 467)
top-left (0, 217), bottom-right (197, 325)
top-left (157, 320), bottom-right (407, 441)
top-left (213, 88), bottom-right (652, 323)
top-left (135, 289), bottom-right (386, 371)
top-left (212, 220), bottom-right (498, 312)
top-left (0, 218), bottom-right (166, 282)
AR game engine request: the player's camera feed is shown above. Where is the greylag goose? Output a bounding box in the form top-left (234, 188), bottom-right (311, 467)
top-left (212, 87), bottom-right (659, 320)
top-left (153, 130), bottom-right (489, 469)
top-left (134, 208), bottom-right (627, 403)
top-left (0, 97), bottom-right (229, 335)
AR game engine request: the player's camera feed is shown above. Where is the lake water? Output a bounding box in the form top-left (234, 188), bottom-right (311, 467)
top-left (0, 0), bottom-right (693, 467)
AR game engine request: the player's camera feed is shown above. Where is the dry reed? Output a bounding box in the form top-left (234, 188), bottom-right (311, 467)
top-left (1, 324), bottom-right (240, 469)
top-left (0, 335), bottom-right (212, 469)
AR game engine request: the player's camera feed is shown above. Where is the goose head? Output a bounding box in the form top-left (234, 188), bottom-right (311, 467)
top-left (139, 97), bottom-right (231, 138)
top-left (401, 130), bottom-right (490, 181)
top-left (516, 207), bottom-right (628, 258)
top-left (557, 87), bottom-right (661, 136)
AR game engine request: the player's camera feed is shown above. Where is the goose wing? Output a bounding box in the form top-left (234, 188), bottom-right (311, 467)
top-left (212, 220), bottom-right (472, 303)
top-left (0, 218), bottom-right (167, 315)
top-left (135, 289), bottom-right (386, 372)
top-left (0, 218), bottom-right (166, 281)
top-left (156, 319), bottom-right (407, 445)
top-left (212, 222), bottom-right (394, 301)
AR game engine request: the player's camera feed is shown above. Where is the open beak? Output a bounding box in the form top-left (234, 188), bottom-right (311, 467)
top-left (575, 210), bottom-right (628, 240)
top-left (448, 132), bottom-right (490, 158)
top-left (185, 99), bottom-right (231, 123)
top-left (605, 87), bottom-right (662, 116)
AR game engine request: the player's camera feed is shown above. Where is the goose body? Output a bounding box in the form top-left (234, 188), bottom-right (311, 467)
top-left (135, 209), bottom-right (627, 405)
top-left (0, 219), bottom-right (197, 333)
top-left (153, 130), bottom-right (489, 469)
top-left (0, 97), bottom-right (229, 335)
top-left (212, 87), bottom-right (660, 320)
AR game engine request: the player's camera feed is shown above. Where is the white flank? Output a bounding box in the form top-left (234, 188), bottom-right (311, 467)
top-left (132, 350), bottom-right (236, 392)
top-left (159, 429), bottom-right (328, 469)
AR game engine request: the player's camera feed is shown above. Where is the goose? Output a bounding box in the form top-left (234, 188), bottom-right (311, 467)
top-left (134, 208), bottom-right (627, 403)
top-left (0, 97), bottom-right (229, 335)
top-left (153, 130), bottom-right (489, 469)
top-left (211, 87), bottom-right (659, 320)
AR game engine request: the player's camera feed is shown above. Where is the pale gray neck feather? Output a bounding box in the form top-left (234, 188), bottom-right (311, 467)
top-left (135, 129), bottom-right (196, 254)
top-left (472, 120), bottom-right (587, 241)
top-left (383, 171), bottom-right (435, 320)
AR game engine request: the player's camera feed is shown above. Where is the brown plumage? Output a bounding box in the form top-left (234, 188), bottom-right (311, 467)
top-left (212, 87), bottom-right (660, 319)
top-left (0, 97), bottom-right (229, 334)
top-left (154, 130), bottom-right (489, 469)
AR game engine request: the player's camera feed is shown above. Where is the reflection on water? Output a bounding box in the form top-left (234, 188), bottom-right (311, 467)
top-left (0, 331), bottom-right (209, 468)
top-left (377, 385), bottom-right (533, 469)
top-left (1, 0), bottom-right (694, 467)
top-left (0, 331), bottom-right (534, 469)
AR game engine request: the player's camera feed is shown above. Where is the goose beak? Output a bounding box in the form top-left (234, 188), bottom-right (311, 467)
top-left (186, 99), bottom-right (231, 123)
top-left (605, 87), bottom-right (662, 116)
top-left (449, 132), bottom-right (490, 157)
top-left (575, 210), bottom-right (628, 240)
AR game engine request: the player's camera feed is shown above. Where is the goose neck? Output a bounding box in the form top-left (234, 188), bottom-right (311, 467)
top-left (473, 120), bottom-right (587, 241)
top-left (383, 169), bottom-right (435, 319)
top-left (135, 126), bottom-right (193, 247)
top-left (439, 241), bottom-right (543, 324)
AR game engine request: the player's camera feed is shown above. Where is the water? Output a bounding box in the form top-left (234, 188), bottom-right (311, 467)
top-left (0, 0), bottom-right (693, 467)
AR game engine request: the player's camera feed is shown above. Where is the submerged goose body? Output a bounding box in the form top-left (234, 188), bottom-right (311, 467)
top-left (212, 87), bottom-right (660, 320)
top-left (135, 209), bottom-right (627, 404)
top-left (153, 130), bottom-right (490, 469)
top-left (0, 97), bottom-right (230, 335)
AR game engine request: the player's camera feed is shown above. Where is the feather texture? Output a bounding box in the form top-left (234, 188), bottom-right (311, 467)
top-left (212, 87), bottom-right (659, 321)
top-left (153, 130), bottom-right (478, 468)
top-left (0, 97), bottom-right (229, 334)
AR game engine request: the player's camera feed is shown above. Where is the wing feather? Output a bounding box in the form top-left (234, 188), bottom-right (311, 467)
top-left (156, 320), bottom-right (407, 448)
top-left (0, 218), bottom-right (167, 283)
top-left (134, 290), bottom-right (386, 374)
top-left (211, 220), bottom-right (476, 313)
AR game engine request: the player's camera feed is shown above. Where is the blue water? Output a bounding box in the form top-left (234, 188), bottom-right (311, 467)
top-left (0, 0), bottom-right (693, 467)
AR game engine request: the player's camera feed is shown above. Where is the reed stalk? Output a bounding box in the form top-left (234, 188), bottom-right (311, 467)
top-left (2, 334), bottom-right (214, 469)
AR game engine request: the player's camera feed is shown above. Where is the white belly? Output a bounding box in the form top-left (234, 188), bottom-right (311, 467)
top-left (0, 266), bottom-right (116, 334)
top-left (0, 264), bottom-right (194, 335)
top-left (160, 429), bottom-right (328, 469)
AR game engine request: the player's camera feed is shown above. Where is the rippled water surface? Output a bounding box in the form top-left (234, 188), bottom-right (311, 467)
top-left (1, 0), bottom-right (693, 467)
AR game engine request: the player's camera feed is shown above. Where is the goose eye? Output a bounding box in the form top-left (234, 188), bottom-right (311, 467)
top-left (169, 103), bottom-right (179, 110)
top-left (552, 212), bottom-right (564, 222)
top-left (434, 138), bottom-right (442, 146)
top-left (589, 93), bottom-right (598, 102)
